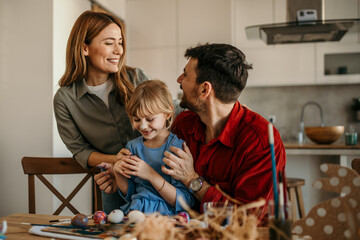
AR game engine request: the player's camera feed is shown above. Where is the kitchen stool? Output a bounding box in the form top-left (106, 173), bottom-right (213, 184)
top-left (286, 177), bottom-right (305, 222)
top-left (352, 158), bottom-right (360, 174)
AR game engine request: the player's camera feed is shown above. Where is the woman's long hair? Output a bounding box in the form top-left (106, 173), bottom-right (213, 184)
top-left (59, 10), bottom-right (134, 105)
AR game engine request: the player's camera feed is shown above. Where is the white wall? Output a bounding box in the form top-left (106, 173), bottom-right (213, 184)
top-left (0, 0), bottom-right (53, 216)
top-left (97, 0), bottom-right (126, 20)
top-left (52, 0), bottom-right (93, 216)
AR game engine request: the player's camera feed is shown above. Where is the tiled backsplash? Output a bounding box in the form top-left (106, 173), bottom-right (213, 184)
top-left (239, 84), bottom-right (360, 142)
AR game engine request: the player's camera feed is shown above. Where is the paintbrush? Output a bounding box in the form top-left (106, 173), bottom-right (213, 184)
top-left (268, 123), bottom-right (279, 219)
top-left (21, 222), bottom-right (91, 229)
top-left (49, 214), bottom-right (92, 223)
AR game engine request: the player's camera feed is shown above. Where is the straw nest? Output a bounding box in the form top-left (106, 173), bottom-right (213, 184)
top-left (114, 185), bottom-right (266, 240)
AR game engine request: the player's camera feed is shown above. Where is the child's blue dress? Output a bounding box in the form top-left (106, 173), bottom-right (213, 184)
top-left (119, 132), bottom-right (194, 215)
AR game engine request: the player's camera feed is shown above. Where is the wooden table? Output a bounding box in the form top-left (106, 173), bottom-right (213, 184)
top-left (0, 213), bottom-right (69, 239)
top-left (0, 213), bottom-right (271, 239)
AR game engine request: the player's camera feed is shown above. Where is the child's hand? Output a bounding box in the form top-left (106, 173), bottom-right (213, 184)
top-left (122, 155), bottom-right (156, 181)
top-left (113, 160), bottom-right (132, 179)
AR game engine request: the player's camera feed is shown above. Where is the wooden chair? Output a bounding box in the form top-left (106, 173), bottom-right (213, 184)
top-left (286, 177), bottom-right (305, 223)
top-left (352, 158), bottom-right (360, 175)
top-left (21, 156), bottom-right (102, 215)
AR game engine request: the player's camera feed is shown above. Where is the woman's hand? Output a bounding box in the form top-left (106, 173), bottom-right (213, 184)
top-left (113, 158), bottom-right (132, 179)
top-left (113, 148), bottom-right (132, 178)
top-left (121, 155), bottom-right (156, 181)
top-left (94, 162), bottom-right (117, 194)
top-left (162, 142), bottom-right (197, 187)
top-left (116, 148), bottom-right (132, 162)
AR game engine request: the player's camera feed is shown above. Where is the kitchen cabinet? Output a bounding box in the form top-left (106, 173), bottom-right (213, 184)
top-left (126, 0), bottom-right (360, 89)
top-left (245, 45), bottom-right (316, 86)
top-left (285, 142), bottom-right (360, 167)
top-left (316, 43), bottom-right (360, 84)
top-left (236, 0), bottom-right (360, 87)
top-left (126, 0), bottom-right (232, 97)
top-left (235, 0), bottom-right (274, 49)
top-left (236, 0), bottom-right (317, 87)
top-left (325, 0), bottom-right (358, 20)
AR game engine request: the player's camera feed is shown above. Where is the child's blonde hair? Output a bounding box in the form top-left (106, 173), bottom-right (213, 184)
top-left (126, 80), bottom-right (174, 129)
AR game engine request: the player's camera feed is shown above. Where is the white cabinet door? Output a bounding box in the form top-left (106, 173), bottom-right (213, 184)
top-left (246, 44), bottom-right (316, 86)
top-left (316, 43), bottom-right (360, 84)
top-left (236, 0), bottom-right (274, 49)
top-left (178, 0), bottom-right (232, 46)
top-left (324, 0), bottom-right (358, 19)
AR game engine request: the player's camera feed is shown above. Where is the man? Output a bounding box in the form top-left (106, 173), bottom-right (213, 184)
top-left (95, 43), bottom-right (286, 222)
top-left (161, 43), bottom-right (286, 222)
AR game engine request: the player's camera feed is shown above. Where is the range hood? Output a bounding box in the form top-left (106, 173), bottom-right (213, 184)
top-left (245, 0), bottom-right (360, 45)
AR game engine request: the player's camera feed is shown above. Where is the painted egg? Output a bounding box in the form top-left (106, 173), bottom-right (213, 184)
top-left (177, 211), bottom-right (190, 223)
top-left (93, 211), bottom-right (107, 224)
top-left (108, 209), bottom-right (124, 223)
top-left (71, 214), bottom-right (88, 227)
top-left (128, 210), bottom-right (145, 224)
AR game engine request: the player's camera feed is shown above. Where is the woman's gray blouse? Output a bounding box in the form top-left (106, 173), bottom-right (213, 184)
top-left (53, 68), bottom-right (149, 169)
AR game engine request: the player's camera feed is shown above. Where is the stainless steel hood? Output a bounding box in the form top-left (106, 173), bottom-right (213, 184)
top-left (245, 0), bottom-right (360, 45)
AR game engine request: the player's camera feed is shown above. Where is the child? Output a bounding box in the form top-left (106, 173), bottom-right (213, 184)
top-left (113, 80), bottom-right (194, 216)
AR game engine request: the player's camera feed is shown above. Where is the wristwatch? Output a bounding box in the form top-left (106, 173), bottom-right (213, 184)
top-left (189, 176), bottom-right (204, 193)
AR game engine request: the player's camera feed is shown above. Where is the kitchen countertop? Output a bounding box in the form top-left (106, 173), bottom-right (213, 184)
top-left (284, 142), bottom-right (360, 149)
top-left (284, 142), bottom-right (360, 167)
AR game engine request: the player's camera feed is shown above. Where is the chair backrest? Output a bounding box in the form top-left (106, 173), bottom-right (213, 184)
top-left (21, 156), bottom-right (102, 215)
top-left (352, 158), bottom-right (360, 175)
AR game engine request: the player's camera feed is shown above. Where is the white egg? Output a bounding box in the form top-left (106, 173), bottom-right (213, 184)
top-left (119, 233), bottom-right (137, 240)
top-left (128, 210), bottom-right (145, 224)
top-left (189, 219), bottom-right (206, 228)
top-left (108, 209), bottom-right (124, 223)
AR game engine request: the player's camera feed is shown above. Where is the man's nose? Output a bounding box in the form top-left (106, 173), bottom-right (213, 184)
top-left (177, 74), bottom-right (183, 84)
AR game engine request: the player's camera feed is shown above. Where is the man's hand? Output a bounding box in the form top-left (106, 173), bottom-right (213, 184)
top-left (94, 162), bottom-right (117, 194)
top-left (162, 142), bottom-right (197, 187)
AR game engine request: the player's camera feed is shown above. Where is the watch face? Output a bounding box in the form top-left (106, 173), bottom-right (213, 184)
top-left (190, 178), bottom-right (202, 191)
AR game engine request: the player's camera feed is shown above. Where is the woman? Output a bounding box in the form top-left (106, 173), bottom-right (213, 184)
top-left (53, 10), bottom-right (149, 213)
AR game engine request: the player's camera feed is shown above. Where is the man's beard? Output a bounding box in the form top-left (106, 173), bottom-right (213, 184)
top-left (180, 94), bottom-right (203, 113)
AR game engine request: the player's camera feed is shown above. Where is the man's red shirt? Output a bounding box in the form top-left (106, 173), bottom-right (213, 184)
top-left (172, 102), bottom-right (286, 221)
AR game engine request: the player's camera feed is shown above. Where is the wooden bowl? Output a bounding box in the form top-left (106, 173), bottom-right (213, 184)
top-left (305, 126), bottom-right (344, 144)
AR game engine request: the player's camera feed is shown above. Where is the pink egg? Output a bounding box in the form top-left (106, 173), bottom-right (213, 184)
top-left (71, 214), bottom-right (88, 227)
top-left (93, 211), bottom-right (107, 224)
